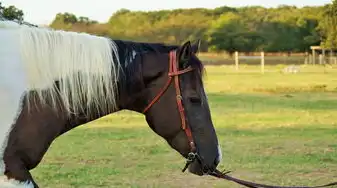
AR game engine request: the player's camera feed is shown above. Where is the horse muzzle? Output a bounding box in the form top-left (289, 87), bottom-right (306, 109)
top-left (182, 152), bottom-right (220, 176)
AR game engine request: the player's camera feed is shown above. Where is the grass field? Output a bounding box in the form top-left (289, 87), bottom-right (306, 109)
top-left (31, 65), bottom-right (337, 188)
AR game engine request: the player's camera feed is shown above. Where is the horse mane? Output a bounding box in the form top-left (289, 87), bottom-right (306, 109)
top-left (1, 21), bottom-right (121, 117)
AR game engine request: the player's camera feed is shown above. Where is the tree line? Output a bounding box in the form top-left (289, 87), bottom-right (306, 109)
top-left (1, 1), bottom-right (337, 53)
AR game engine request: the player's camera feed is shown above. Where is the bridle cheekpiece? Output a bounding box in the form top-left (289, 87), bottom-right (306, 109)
top-left (142, 50), bottom-right (198, 172)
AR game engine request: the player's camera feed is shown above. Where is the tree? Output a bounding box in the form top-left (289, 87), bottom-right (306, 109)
top-left (207, 12), bottom-right (264, 54)
top-left (50, 12), bottom-right (98, 31)
top-left (0, 2), bottom-right (24, 21)
top-left (47, 5), bottom-right (326, 53)
top-left (319, 0), bottom-right (337, 48)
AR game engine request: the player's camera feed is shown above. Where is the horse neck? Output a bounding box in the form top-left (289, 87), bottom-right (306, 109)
top-left (59, 40), bottom-right (177, 127)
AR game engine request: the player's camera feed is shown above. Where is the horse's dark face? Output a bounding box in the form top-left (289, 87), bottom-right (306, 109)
top-left (120, 41), bottom-right (221, 175)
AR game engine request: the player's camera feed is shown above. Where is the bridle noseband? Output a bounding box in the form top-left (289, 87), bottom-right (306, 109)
top-left (142, 50), bottom-right (198, 171)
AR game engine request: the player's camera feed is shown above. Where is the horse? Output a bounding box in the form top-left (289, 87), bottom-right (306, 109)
top-left (1, 20), bottom-right (337, 188)
top-left (0, 20), bottom-right (221, 187)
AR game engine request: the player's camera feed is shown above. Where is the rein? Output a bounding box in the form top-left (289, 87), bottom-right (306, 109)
top-left (141, 50), bottom-right (337, 188)
top-left (209, 169), bottom-right (337, 188)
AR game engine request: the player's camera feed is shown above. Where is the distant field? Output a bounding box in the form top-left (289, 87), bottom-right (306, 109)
top-left (31, 65), bottom-right (337, 188)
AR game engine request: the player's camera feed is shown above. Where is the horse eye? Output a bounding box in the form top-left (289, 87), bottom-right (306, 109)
top-left (189, 97), bottom-right (201, 104)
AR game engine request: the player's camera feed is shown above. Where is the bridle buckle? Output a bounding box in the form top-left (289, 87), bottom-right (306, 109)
top-left (187, 152), bottom-right (197, 162)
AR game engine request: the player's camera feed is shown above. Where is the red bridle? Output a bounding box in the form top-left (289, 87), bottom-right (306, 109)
top-left (142, 50), bottom-right (198, 171)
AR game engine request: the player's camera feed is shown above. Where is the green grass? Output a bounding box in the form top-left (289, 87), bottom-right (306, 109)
top-left (31, 65), bottom-right (337, 188)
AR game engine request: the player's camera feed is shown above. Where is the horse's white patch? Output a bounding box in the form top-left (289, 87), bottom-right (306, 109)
top-left (0, 26), bottom-right (28, 174)
top-left (132, 50), bottom-right (137, 59)
top-left (0, 176), bottom-right (34, 188)
top-left (217, 145), bottom-right (222, 163)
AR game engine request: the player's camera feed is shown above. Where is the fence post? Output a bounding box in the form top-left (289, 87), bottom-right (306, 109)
top-left (235, 51), bottom-right (239, 70)
top-left (319, 54), bottom-right (323, 65)
top-left (312, 48), bottom-right (316, 64)
top-left (304, 52), bottom-right (308, 64)
top-left (261, 51), bottom-right (265, 74)
top-left (308, 54), bottom-right (312, 64)
top-left (322, 49), bottom-right (326, 64)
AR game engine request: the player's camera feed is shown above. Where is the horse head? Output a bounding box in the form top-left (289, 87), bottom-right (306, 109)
top-left (118, 40), bottom-right (221, 175)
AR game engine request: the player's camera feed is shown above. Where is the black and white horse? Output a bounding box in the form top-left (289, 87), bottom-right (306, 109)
top-left (0, 20), bottom-right (221, 187)
top-left (1, 20), bottom-right (336, 188)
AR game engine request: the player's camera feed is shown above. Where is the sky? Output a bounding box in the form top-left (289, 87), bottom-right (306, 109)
top-left (1, 0), bottom-right (332, 25)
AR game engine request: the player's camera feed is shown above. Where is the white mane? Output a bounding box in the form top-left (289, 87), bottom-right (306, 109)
top-left (0, 20), bottom-right (25, 28)
top-left (0, 21), bottom-right (121, 116)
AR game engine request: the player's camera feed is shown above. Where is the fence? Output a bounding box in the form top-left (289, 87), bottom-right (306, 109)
top-left (198, 51), bottom-right (337, 74)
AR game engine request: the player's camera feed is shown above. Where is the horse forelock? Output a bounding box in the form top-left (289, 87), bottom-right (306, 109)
top-left (4, 22), bottom-right (122, 117)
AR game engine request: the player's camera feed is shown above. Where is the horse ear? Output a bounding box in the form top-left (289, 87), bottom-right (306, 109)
top-left (191, 39), bottom-right (201, 54)
top-left (177, 41), bottom-right (192, 69)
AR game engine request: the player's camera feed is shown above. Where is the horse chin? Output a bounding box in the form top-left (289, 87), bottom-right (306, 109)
top-left (188, 160), bottom-right (205, 176)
